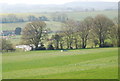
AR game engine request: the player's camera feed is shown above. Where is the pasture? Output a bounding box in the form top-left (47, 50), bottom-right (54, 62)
top-left (1, 21), bottom-right (62, 32)
top-left (66, 10), bottom-right (118, 21)
top-left (2, 48), bottom-right (118, 79)
top-left (1, 10), bottom-right (118, 31)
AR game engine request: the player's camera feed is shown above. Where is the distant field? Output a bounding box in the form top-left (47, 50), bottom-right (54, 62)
top-left (1, 10), bottom-right (118, 31)
top-left (1, 21), bottom-right (62, 32)
top-left (0, 10), bottom-right (118, 20)
top-left (2, 48), bottom-right (118, 79)
top-left (66, 10), bottom-right (118, 21)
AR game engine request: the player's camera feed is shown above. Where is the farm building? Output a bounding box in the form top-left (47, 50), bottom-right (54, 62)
top-left (16, 45), bottom-right (32, 51)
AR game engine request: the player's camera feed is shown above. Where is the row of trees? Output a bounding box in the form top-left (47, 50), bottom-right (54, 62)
top-left (51, 13), bottom-right (68, 22)
top-left (28, 15), bottom-right (49, 21)
top-left (52, 15), bottom-right (119, 49)
top-left (0, 15), bottom-right (49, 23)
top-left (0, 13), bottom-right (68, 23)
top-left (1, 14), bottom-right (118, 52)
top-left (21, 14), bottom-right (119, 50)
top-left (1, 14), bottom-right (24, 23)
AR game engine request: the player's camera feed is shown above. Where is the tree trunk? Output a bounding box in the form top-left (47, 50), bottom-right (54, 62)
top-left (60, 43), bottom-right (63, 49)
top-left (69, 42), bottom-right (72, 49)
top-left (35, 43), bottom-right (39, 50)
top-left (99, 35), bottom-right (102, 47)
top-left (99, 31), bottom-right (102, 47)
top-left (102, 39), bottom-right (105, 46)
top-left (56, 40), bottom-right (59, 49)
top-left (82, 38), bottom-right (85, 48)
top-left (67, 38), bottom-right (69, 49)
top-left (75, 39), bottom-right (78, 49)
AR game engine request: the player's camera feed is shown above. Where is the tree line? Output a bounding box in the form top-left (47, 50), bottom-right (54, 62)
top-left (0, 13), bottom-right (68, 23)
top-left (21, 14), bottom-right (119, 50)
top-left (0, 14), bottom-right (49, 23)
top-left (1, 14), bottom-right (119, 52)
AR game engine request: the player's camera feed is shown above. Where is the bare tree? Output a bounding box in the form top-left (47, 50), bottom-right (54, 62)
top-left (73, 33), bottom-right (79, 49)
top-left (77, 17), bottom-right (94, 48)
top-left (62, 20), bottom-right (77, 49)
top-left (0, 39), bottom-right (15, 52)
top-left (52, 33), bottom-right (61, 49)
top-left (93, 14), bottom-right (114, 47)
top-left (21, 21), bottom-right (49, 49)
top-left (109, 17), bottom-right (118, 46)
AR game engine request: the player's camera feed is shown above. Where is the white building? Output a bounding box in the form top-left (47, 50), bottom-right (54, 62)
top-left (16, 45), bottom-right (32, 51)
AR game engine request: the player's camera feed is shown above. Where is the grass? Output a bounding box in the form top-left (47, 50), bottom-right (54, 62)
top-left (1, 10), bottom-right (118, 79)
top-left (66, 10), bottom-right (118, 21)
top-left (2, 48), bottom-right (118, 79)
top-left (1, 10), bottom-right (118, 31)
top-left (1, 21), bottom-right (62, 31)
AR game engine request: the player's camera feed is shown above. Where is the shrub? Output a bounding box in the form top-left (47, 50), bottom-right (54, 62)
top-left (36, 44), bottom-right (46, 50)
top-left (0, 39), bottom-right (15, 52)
top-left (101, 42), bottom-right (113, 47)
top-left (15, 27), bottom-right (22, 35)
top-left (47, 44), bottom-right (54, 50)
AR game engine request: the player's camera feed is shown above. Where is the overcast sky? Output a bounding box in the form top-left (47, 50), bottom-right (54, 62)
top-left (0, 0), bottom-right (119, 4)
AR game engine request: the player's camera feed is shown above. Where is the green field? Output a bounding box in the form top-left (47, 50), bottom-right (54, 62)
top-left (2, 48), bottom-right (118, 79)
top-left (1, 10), bottom-right (118, 31)
top-left (66, 10), bottom-right (118, 21)
top-left (1, 21), bottom-right (62, 32)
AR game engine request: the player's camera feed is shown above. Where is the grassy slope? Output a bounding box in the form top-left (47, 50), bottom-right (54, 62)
top-left (1, 21), bottom-right (62, 31)
top-left (2, 48), bottom-right (118, 79)
top-left (1, 10), bottom-right (118, 31)
top-left (67, 10), bottom-right (118, 21)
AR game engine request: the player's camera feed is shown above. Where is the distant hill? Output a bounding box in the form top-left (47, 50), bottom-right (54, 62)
top-left (0, 1), bottom-right (118, 13)
top-left (64, 1), bottom-right (118, 10)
